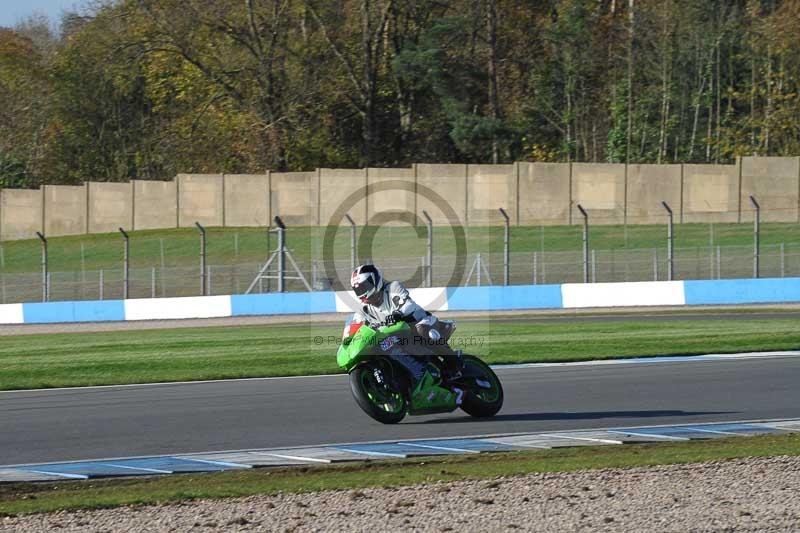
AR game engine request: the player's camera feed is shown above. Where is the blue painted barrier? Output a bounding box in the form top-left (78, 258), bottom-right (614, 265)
top-left (230, 292), bottom-right (337, 316)
top-left (446, 285), bottom-right (562, 311)
top-left (22, 300), bottom-right (125, 324)
top-left (5, 277), bottom-right (800, 325)
top-left (684, 277), bottom-right (800, 305)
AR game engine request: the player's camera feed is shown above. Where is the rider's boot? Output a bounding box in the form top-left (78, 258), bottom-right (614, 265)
top-left (440, 348), bottom-right (464, 384)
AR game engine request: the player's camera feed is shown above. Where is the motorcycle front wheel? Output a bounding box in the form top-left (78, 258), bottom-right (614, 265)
top-left (459, 354), bottom-right (504, 418)
top-left (349, 362), bottom-right (408, 424)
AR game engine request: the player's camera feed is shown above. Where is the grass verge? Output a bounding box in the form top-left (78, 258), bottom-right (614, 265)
top-left (2, 222), bottom-right (800, 273)
top-left (2, 316), bottom-right (800, 390)
top-left (2, 433), bottom-right (799, 516)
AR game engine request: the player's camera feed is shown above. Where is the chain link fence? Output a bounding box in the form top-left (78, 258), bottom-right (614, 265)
top-left (3, 241), bottom-right (800, 304)
top-left (2, 205), bottom-right (800, 304)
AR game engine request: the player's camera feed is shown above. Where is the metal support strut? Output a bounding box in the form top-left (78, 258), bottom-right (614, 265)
top-left (246, 216), bottom-right (312, 294)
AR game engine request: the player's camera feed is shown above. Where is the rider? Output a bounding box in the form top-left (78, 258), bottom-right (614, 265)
top-left (348, 264), bottom-right (464, 381)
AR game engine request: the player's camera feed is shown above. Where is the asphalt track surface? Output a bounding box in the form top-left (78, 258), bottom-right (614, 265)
top-left (3, 353), bottom-right (800, 466)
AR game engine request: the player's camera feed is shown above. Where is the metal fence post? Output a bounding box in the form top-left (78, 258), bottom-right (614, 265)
top-left (344, 214), bottom-right (357, 272)
top-left (499, 208), bottom-right (510, 286)
top-left (653, 248), bottom-right (658, 281)
top-left (422, 210), bottom-right (433, 287)
top-left (195, 222), bottom-right (207, 295)
top-left (151, 267), bottom-right (156, 298)
top-left (99, 269), bottom-right (104, 300)
top-left (750, 196), bottom-right (760, 278)
top-left (577, 205), bottom-right (589, 283)
top-left (265, 224), bottom-right (271, 293)
top-left (533, 251), bottom-right (538, 285)
top-left (781, 243), bottom-right (785, 278)
top-left (661, 202), bottom-right (674, 281)
top-left (591, 249), bottom-right (597, 283)
top-left (119, 228), bottom-right (129, 299)
top-left (36, 232), bottom-right (48, 302)
top-left (275, 215), bottom-right (286, 292)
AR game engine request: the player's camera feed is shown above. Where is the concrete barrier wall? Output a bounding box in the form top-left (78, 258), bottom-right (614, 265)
top-left (367, 167), bottom-right (416, 225)
top-left (177, 174), bottom-right (223, 227)
top-left (133, 179), bottom-right (177, 230)
top-left (7, 276), bottom-right (800, 324)
top-left (0, 188), bottom-right (42, 240)
top-left (626, 164), bottom-right (682, 224)
top-left (517, 162), bottom-right (571, 225)
top-left (467, 164), bottom-right (515, 225)
top-left (415, 164), bottom-right (467, 225)
top-left (4, 157), bottom-right (800, 240)
top-left (223, 174), bottom-right (269, 227)
top-left (43, 185), bottom-right (87, 236)
top-left (319, 168), bottom-right (367, 226)
top-left (571, 163), bottom-right (626, 225)
top-left (682, 164), bottom-right (740, 223)
top-left (88, 182), bottom-right (133, 233)
top-left (741, 156), bottom-right (800, 223)
top-left (271, 171), bottom-right (318, 226)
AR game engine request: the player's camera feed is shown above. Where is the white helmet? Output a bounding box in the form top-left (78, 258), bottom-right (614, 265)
top-left (350, 264), bottom-right (384, 303)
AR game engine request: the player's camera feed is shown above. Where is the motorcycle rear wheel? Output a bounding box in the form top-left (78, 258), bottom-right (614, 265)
top-left (349, 362), bottom-right (408, 424)
top-left (459, 355), bottom-right (504, 418)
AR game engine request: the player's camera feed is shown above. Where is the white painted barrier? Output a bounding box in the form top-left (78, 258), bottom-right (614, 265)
top-left (124, 296), bottom-right (232, 321)
top-left (0, 304), bottom-right (24, 324)
top-left (561, 281), bottom-right (686, 308)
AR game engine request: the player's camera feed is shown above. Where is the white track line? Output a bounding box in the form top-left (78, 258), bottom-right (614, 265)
top-left (23, 470), bottom-right (88, 479)
top-left (334, 448), bottom-right (406, 458)
top-left (400, 442), bottom-right (479, 454)
top-left (685, 427), bottom-right (744, 436)
top-left (608, 430), bottom-right (689, 441)
top-left (261, 453), bottom-right (332, 464)
top-left (539, 434), bottom-right (623, 445)
top-left (180, 458), bottom-right (251, 469)
top-left (97, 463), bottom-right (172, 474)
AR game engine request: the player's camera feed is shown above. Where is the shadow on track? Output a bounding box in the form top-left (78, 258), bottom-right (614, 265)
top-left (406, 409), bottom-right (735, 424)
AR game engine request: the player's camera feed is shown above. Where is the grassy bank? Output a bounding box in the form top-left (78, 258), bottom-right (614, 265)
top-left (1, 316), bottom-right (799, 390)
top-left (2, 433), bottom-right (799, 516)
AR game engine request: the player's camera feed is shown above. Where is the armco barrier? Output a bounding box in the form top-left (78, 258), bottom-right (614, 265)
top-left (2, 277), bottom-right (800, 325)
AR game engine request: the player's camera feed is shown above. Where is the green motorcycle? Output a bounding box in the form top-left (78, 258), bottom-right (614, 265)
top-left (337, 320), bottom-right (503, 424)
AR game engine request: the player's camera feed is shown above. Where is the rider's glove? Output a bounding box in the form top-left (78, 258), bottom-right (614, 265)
top-left (386, 311), bottom-right (404, 325)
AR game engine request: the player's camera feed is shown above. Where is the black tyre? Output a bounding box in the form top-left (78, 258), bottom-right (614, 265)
top-left (460, 354), bottom-right (504, 418)
top-left (349, 362), bottom-right (408, 424)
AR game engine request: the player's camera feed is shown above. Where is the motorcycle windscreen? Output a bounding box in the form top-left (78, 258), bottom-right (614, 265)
top-left (337, 324), bottom-right (377, 369)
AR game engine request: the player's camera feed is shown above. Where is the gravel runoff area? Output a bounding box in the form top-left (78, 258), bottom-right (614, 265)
top-left (3, 455), bottom-right (799, 532)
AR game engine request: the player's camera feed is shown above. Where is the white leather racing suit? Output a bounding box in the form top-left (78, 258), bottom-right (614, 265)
top-left (351, 281), bottom-right (434, 328)
top-left (350, 281), bottom-right (461, 380)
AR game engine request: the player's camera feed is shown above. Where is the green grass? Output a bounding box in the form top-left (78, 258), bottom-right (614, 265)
top-left (2, 433), bottom-right (799, 516)
top-left (1, 222), bottom-right (799, 274)
top-left (2, 315), bottom-right (800, 390)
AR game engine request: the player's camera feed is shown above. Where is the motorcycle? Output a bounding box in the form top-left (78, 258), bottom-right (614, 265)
top-left (336, 319), bottom-right (503, 424)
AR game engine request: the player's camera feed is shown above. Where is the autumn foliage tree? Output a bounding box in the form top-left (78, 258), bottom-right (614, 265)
top-left (0, 0), bottom-right (799, 186)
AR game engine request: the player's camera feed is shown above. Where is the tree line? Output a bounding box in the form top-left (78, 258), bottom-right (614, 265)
top-left (1, 0), bottom-right (798, 188)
